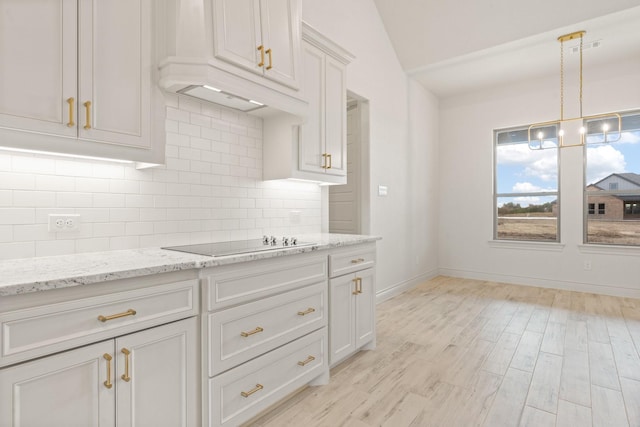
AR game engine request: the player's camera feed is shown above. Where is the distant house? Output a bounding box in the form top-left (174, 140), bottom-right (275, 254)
top-left (587, 173), bottom-right (640, 220)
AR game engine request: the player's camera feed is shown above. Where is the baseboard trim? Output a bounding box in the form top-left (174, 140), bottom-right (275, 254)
top-left (438, 267), bottom-right (640, 299)
top-left (376, 269), bottom-right (439, 303)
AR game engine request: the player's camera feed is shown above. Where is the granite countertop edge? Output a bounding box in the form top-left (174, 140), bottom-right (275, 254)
top-left (0, 234), bottom-right (381, 297)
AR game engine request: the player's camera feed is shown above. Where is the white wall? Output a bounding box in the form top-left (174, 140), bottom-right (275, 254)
top-left (438, 57), bottom-right (640, 297)
top-left (302, 0), bottom-right (440, 298)
top-left (0, 94), bottom-right (321, 260)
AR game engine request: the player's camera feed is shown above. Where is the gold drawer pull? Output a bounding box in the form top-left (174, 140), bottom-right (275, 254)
top-left (240, 326), bottom-right (264, 337)
top-left (98, 309), bottom-right (137, 323)
top-left (257, 45), bottom-right (265, 67)
top-left (67, 97), bottom-right (75, 127)
top-left (327, 153), bottom-right (332, 169)
top-left (121, 348), bottom-right (131, 382)
top-left (103, 353), bottom-right (113, 389)
top-left (352, 277), bottom-right (359, 295)
top-left (83, 101), bottom-right (91, 130)
top-left (350, 258), bottom-right (365, 264)
top-left (357, 277), bottom-right (363, 294)
top-left (297, 355), bottom-right (315, 366)
top-left (297, 307), bottom-right (316, 316)
top-left (241, 383), bottom-right (264, 398)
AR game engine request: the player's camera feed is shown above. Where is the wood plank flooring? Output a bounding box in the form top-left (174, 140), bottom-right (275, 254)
top-left (249, 277), bottom-right (640, 427)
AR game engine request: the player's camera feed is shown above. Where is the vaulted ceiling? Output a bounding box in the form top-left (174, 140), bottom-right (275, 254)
top-left (372, 0), bottom-right (640, 96)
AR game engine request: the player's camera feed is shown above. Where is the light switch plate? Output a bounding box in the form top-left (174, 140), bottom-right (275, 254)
top-left (378, 185), bottom-right (388, 196)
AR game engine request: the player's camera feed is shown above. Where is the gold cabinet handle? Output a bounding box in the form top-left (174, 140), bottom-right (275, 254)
top-left (350, 258), bottom-right (365, 264)
top-left (241, 383), bottom-right (263, 398)
top-left (103, 353), bottom-right (113, 389)
top-left (327, 153), bottom-right (332, 169)
top-left (67, 97), bottom-right (75, 127)
top-left (83, 101), bottom-right (91, 129)
top-left (98, 309), bottom-right (137, 323)
top-left (297, 307), bottom-right (316, 316)
top-left (321, 153), bottom-right (328, 169)
top-left (265, 48), bottom-right (273, 70)
top-left (297, 355), bottom-right (316, 366)
top-left (357, 277), bottom-right (363, 294)
top-left (121, 348), bottom-right (131, 382)
top-left (257, 45), bottom-right (265, 67)
top-left (352, 277), bottom-right (359, 295)
top-left (240, 326), bottom-right (264, 337)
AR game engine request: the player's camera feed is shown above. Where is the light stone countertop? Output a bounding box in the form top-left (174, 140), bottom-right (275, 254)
top-left (0, 233), bottom-right (380, 297)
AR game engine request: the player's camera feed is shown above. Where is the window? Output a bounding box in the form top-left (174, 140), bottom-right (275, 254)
top-left (494, 124), bottom-right (559, 241)
top-left (585, 110), bottom-right (640, 245)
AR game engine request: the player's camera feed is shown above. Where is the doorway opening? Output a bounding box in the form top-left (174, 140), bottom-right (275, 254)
top-left (328, 92), bottom-right (370, 235)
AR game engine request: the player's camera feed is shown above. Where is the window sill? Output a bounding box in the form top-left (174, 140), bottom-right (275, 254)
top-left (488, 240), bottom-right (565, 252)
top-left (578, 244), bottom-right (640, 257)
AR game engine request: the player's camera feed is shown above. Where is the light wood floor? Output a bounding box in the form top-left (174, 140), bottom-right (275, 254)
top-left (249, 276), bottom-right (640, 427)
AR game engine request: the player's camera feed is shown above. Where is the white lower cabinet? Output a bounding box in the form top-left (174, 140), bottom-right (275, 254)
top-left (0, 317), bottom-right (198, 427)
top-left (328, 245), bottom-right (376, 366)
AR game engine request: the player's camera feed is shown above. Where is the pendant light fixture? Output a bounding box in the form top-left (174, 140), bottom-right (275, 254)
top-left (528, 31), bottom-right (621, 150)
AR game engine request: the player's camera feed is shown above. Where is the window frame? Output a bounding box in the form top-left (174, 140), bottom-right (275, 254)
top-left (493, 124), bottom-right (561, 243)
top-left (583, 109), bottom-right (640, 246)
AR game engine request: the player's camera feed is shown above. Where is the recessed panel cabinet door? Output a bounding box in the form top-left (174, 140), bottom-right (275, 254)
top-left (213, 0), bottom-right (263, 74)
top-left (324, 55), bottom-right (347, 176)
top-left (0, 340), bottom-right (115, 427)
top-left (0, 0), bottom-right (77, 137)
top-left (260, 0), bottom-right (300, 89)
top-left (115, 317), bottom-right (198, 427)
top-left (78, 0), bottom-right (151, 148)
top-left (355, 269), bottom-right (375, 348)
top-left (299, 43), bottom-right (326, 174)
top-left (329, 274), bottom-right (356, 365)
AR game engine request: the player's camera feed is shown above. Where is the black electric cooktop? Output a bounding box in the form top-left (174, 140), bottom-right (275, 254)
top-left (162, 238), bottom-right (316, 257)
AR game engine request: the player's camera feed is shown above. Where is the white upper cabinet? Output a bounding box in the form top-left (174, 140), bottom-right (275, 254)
top-left (78, 0), bottom-right (152, 149)
top-left (263, 22), bottom-right (353, 184)
top-left (0, 0), bottom-right (78, 138)
top-left (212, 0), bottom-right (300, 89)
top-left (0, 0), bottom-right (163, 164)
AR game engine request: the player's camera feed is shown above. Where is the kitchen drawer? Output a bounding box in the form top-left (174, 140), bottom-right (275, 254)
top-left (0, 279), bottom-right (198, 367)
top-left (208, 328), bottom-right (327, 427)
top-left (203, 252), bottom-right (327, 311)
top-left (329, 243), bottom-right (376, 278)
top-left (208, 282), bottom-right (326, 376)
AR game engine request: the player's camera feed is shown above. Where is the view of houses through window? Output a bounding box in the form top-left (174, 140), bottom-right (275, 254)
top-left (585, 112), bottom-right (640, 245)
top-left (494, 125), bottom-right (559, 241)
top-left (494, 110), bottom-right (640, 246)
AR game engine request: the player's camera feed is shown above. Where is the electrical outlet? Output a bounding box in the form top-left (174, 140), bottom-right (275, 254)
top-left (583, 260), bottom-right (592, 271)
top-left (48, 214), bottom-right (80, 232)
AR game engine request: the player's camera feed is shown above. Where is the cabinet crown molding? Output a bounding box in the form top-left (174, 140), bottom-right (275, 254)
top-left (302, 22), bottom-right (356, 65)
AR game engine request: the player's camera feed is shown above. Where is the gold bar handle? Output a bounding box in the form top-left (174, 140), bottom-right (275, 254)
top-left (352, 277), bottom-right (359, 295)
top-left (297, 355), bottom-right (316, 366)
top-left (297, 307), bottom-right (316, 316)
top-left (98, 309), bottom-right (137, 323)
top-left (67, 97), bottom-right (75, 127)
top-left (103, 353), bottom-right (113, 389)
top-left (327, 153), bottom-right (332, 169)
top-left (241, 383), bottom-right (264, 398)
top-left (266, 48), bottom-right (273, 70)
top-left (321, 153), bottom-right (328, 169)
top-left (240, 326), bottom-right (264, 337)
top-left (350, 258), bottom-right (365, 264)
top-left (83, 101), bottom-right (91, 130)
top-left (357, 277), bottom-right (363, 294)
top-left (121, 348), bottom-right (131, 382)
top-left (257, 45), bottom-right (265, 67)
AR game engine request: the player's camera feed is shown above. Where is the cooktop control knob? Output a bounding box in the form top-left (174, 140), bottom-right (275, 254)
top-left (291, 237), bottom-right (298, 246)
top-left (270, 236), bottom-right (277, 246)
top-left (262, 235), bottom-right (269, 245)
top-left (283, 237), bottom-right (290, 246)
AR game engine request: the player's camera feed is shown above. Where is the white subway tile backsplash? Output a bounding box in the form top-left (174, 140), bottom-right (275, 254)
top-left (0, 98), bottom-right (321, 260)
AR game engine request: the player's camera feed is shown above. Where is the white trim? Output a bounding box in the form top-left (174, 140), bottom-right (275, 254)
top-left (488, 240), bottom-right (565, 252)
top-left (438, 267), bottom-right (640, 299)
top-left (375, 270), bottom-right (439, 304)
top-left (578, 244), bottom-right (640, 256)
